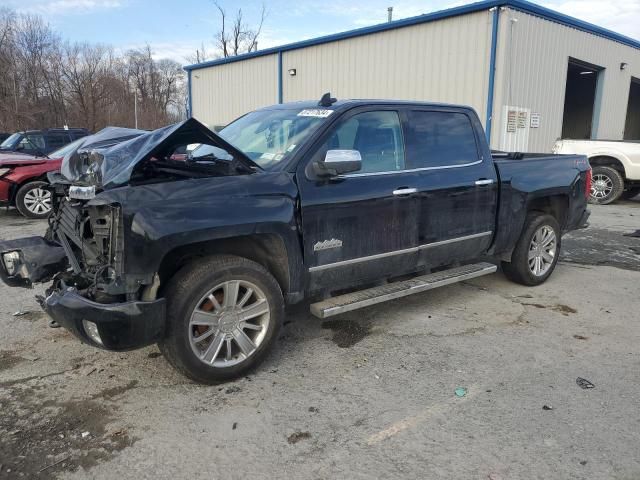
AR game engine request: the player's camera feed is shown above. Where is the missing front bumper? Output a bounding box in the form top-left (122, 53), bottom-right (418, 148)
top-left (40, 288), bottom-right (166, 351)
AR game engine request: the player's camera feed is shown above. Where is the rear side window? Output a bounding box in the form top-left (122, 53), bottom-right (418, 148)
top-left (406, 111), bottom-right (479, 169)
top-left (324, 110), bottom-right (405, 173)
top-left (47, 133), bottom-right (70, 150)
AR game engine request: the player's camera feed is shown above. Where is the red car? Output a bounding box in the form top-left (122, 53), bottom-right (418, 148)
top-left (0, 139), bottom-right (83, 219)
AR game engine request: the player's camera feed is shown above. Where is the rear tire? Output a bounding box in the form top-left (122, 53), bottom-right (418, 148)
top-left (502, 213), bottom-right (561, 286)
top-left (15, 181), bottom-right (52, 219)
top-left (589, 166), bottom-right (624, 205)
top-left (158, 255), bottom-right (284, 384)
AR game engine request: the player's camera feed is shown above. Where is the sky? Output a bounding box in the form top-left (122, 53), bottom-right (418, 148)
top-left (5, 0), bottom-right (640, 65)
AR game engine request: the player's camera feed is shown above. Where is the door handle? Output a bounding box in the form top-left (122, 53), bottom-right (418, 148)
top-left (393, 187), bottom-right (417, 196)
top-left (475, 179), bottom-right (494, 186)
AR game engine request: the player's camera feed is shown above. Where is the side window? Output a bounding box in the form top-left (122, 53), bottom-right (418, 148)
top-left (19, 134), bottom-right (45, 151)
top-left (26, 135), bottom-right (45, 150)
top-left (47, 134), bottom-right (70, 150)
top-left (406, 111), bottom-right (479, 168)
top-left (324, 111), bottom-right (405, 173)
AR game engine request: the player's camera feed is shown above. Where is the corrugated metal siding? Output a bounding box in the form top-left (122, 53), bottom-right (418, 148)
top-left (492, 8), bottom-right (640, 152)
top-left (282, 11), bottom-right (493, 122)
top-left (190, 54), bottom-right (278, 127)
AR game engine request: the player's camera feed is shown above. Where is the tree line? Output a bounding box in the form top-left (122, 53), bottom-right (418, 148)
top-left (0, 8), bottom-right (186, 134)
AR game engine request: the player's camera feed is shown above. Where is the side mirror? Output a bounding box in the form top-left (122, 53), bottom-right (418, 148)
top-left (314, 149), bottom-right (362, 177)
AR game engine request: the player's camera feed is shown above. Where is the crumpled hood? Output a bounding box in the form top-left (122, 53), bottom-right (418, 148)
top-left (0, 152), bottom-right (44, 167)
top-left (60, 118), bottom-right (258, 189)
top-left (60, 126), bottom-right (147, 186)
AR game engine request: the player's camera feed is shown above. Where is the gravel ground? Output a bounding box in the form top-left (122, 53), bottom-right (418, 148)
top-left (0, 199), bottom-right (639, 480)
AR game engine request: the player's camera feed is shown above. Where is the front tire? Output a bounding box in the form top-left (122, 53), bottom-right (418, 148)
top-left (15, 181), bottom-right (52, 219)
top-left (589, 166), bottom-right (624, 205)
top-left (502, 213), bottom-right (561, 286)
top-left (159, 255), bottom-right (284, 384)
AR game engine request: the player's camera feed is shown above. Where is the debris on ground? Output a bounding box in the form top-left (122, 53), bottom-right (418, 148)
top-left (38, 456), bottom-right (70, 473)
top-left (576, 377), bottom-right (595, 389)
top-left (573, 334), bottom-right (589, 340)
top-left (542, 405), bottom-right (553, 410)
top-left (232, 422), bottom-right (237, 430)
top-left (12, 310), bottom-right (29, 317)
top-left (287, 431), bottom-right (311, 444)
top-left (623, 229), bottom-right (640, 238)
top-left (455, 387), bottom-right (467, 397)
top-left (83, 366), bottom-right (97, 376)
top-left (20, 354), bottom-right (40, 361)
top-left (308, 406), bottom-right (318, 413)
top-left (225, 385), bottom-right (241, 394)
top-left (81, 431), bottom-right (90, 438)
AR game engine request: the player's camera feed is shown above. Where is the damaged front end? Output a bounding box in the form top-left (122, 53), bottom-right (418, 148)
top-left (1, 192), bottom-right (166, 350)
top-left (0, 118), bottom-right (255, 351)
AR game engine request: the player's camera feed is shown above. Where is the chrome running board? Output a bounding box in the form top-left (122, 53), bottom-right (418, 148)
top-left (310, 262), bottom-right (497, 319)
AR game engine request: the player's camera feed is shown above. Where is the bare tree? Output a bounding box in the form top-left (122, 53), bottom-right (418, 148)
top-left (195, 1), bottom-right (267, 62)
top-left (0, 8), bottom-right (186, 133)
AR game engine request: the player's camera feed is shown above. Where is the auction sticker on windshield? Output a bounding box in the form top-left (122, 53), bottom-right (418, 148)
top-left (297, 109), bottom-right (333, 118)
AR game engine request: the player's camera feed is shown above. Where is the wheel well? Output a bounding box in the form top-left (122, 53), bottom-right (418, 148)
top-left (10, 176), bottom-right (49, 204)
top-left (589, 156), bottom-right (626, 178)
top-left (527, 195), bottom-right (569, 229)
top-left (157, 234), bottom-right (290, 295)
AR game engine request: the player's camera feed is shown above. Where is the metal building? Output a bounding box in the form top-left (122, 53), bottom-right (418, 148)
top-left (184, 0), bottom-right (640, 152)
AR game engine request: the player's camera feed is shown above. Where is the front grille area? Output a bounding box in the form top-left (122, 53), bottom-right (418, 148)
top-left (50, 197), bottom-right (123, 291)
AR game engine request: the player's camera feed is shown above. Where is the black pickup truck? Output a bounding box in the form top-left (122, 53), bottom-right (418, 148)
top-left (0, 96), bottom-right (591, 383)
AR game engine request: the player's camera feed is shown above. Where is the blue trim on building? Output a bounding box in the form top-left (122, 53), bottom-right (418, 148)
top-left (278, 51), bottom-right (283, 104)
top-left (187, 69), bottom-right (192, 117)
top-left (183, 0), bottom-right (640, 73)
top-left (485, 7), bottom-right (500, 142)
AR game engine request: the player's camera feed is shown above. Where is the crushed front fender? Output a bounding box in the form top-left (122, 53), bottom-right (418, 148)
top-left (0, 236), bottom-right (67, 287)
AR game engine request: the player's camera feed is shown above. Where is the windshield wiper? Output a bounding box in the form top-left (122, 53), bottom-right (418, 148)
top-left (187, 153), bottom-right (220, 162)
top-left (187, 154), bottom-right (254, 174)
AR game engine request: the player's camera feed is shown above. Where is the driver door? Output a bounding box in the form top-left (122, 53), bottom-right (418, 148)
top-left (297, 107), bottom-right (421, 292)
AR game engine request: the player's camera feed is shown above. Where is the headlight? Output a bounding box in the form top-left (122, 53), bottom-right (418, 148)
top-left (2, 251), bottom-right (21, 276)
top-left (69, 185), bottom-right (96, 200)
top-left (0, 167), bottom-right (12, 177)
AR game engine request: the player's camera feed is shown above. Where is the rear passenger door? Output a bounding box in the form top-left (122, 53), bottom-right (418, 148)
top-left (403, 108), bottom-right (498, 268)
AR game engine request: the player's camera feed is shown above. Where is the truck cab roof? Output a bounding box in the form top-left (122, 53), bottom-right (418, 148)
top-left (258, 99), bottom-right (477, 114)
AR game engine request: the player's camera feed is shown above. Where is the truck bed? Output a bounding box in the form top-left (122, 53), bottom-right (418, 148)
top-left (489, 151), bottom-right (590, 257)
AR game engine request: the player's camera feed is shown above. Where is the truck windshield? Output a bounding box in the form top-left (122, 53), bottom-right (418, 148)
top-left (0, 133), bottom-right (20, 148)
top-left (191, 108), bottom-right (330, 168)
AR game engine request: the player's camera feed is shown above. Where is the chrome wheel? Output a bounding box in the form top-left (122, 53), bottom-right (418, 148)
top-left (591, 174), bottom-right (613, 200)
top-left (189, 280), bottom-right (270, 368)
top-left (528, 225), bottom-right (557, 276)
top-left (22, 187), bottom-right (52, 215)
